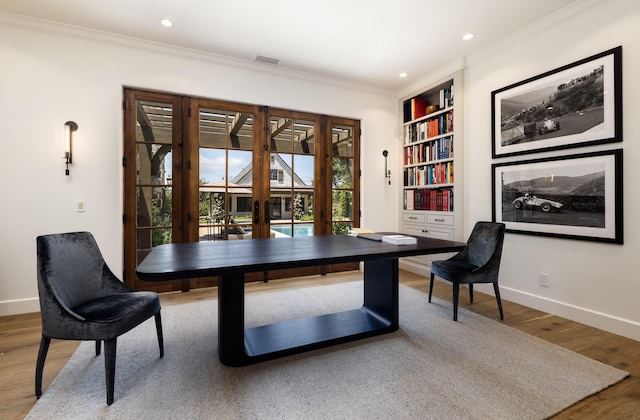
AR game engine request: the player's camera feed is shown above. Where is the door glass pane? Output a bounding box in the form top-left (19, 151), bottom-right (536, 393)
top-left (228, 149), bottom-right (253, 233)
top-left (269, 117), bottom-right (316, 237)
top-left (332, 190), bottom-right (352, 219)
top-left (137, 186), bottom-right (173, 227)
top-left (331, 123), bottom-right (355, 234)
top-left (136, 101), bottom-right (175, 263)
top-left (199, 108), bottom-right (254, 241)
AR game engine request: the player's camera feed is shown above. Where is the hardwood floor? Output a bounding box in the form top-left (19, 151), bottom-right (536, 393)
top-left (2, 270), bottom-right (639, 419)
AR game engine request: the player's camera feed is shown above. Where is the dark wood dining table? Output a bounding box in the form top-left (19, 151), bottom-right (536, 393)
top-left (136, 234), bottom-right (466, 366)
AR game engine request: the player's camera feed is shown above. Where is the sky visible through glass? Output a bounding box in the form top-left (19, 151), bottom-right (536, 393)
top-left (163, 150), bottom-right (315, 185)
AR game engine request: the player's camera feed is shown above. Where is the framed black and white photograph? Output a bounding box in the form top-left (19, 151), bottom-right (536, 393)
top-left (492, 46), bottom-right (622, 158)
top-left (492, 149), bottom-right (623, 243)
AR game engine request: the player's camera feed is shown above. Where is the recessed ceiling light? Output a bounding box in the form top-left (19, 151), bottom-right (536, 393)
top-left (462, 33), bottom-right (474, 41)
top-left (399, 72), bottom-right (408, 78)
top-left (160, 18), bottom-right (174, 28)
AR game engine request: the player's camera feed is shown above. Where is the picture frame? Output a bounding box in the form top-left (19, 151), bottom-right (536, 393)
top-left (492, 149), bottom-right (623, 243)
top-left (491, 46), bottom-right (622, 158)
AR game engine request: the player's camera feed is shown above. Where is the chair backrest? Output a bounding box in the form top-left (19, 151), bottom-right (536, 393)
top-left (465, 221), bottom-right (506, 269)
top-left (36, 232), bottom-right (110, 311)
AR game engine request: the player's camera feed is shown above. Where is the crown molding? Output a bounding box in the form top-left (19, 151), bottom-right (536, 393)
top-left (0, 11), bottom-right (395, 98)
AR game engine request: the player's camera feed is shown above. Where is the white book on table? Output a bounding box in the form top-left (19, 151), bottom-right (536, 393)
top-left (382, 235), bottom-right (417, 245)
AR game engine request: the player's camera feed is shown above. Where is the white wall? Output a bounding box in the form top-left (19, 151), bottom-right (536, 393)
top-left (461, 0), bottom-right (640, 340)
top-left (0, 15), bottom-right (399, 316)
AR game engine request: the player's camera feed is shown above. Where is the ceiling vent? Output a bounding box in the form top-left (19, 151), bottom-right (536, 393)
top-left (255, 55), bottom-right (280, 66)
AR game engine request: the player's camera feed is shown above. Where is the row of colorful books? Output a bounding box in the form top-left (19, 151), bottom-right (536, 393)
top-left (404, 136), bottom-right (453, 165)
top-left (404, 111), bottom-right (454, 143)
top-left (404, 188), bottom-right (453, 211)
top-left (403, 161), bottom-right (453, 186)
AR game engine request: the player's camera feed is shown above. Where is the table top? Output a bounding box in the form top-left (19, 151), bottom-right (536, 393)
top-left (135, 234), bottom-right (466, 282)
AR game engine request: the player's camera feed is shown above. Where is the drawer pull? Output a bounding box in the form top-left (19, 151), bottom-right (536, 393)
top-left (409, 216), bottom-right (418, 220)
top-left (434, 218), bottom-right (445, 222)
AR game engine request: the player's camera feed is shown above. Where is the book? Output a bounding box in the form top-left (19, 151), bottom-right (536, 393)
top-left (358, 233), bottom-right (383, 242)
top-left (382, 235), bottom-right (417, 245)
top-left (348, 228), bottom-right (375, 237)
top-left (410, 97), bottom-right (429, 120)
top-left (348, 228), bottom-right (384, 241)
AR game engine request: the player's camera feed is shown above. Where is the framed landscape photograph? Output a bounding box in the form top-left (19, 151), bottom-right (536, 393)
top-left (492, 149), bottom-right (623, 243)
top-left (492, 46), bottom-right (622, 158)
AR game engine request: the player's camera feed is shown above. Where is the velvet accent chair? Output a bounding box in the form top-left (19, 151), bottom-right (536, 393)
top-left (429, 221), bottom-right (506, 321)
top-left (35, 232), bottom-right (164, 405)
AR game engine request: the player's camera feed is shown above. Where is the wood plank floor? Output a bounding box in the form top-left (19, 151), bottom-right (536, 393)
top-left (2, 270), bottom-right (639, 419)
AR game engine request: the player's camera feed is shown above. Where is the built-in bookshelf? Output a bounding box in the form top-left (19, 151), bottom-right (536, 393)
top-left (399, 70), bottom-right (463, 275)
top-left (402, 82), bottom-right (456, 212)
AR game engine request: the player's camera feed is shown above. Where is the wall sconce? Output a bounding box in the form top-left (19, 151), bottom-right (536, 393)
top-left (382, 150), bottom-right (391, 185)
top-left (64, 121), bottom-right (78, 175)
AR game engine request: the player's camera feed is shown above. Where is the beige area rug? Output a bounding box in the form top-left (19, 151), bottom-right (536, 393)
top-left (27, 282), bottom-right (628, 419)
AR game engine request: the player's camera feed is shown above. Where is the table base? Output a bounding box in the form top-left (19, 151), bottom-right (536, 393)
top-left (218, 259), bottom-right (399, 366)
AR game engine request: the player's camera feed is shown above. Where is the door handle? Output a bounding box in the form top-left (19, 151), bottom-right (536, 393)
top-left (253, 200), bottom-right (260, 224)
top-left (264, 201), bottom-right (270, 224)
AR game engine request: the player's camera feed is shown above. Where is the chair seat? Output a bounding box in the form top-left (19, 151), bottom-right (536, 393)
top-left (431, 260), bottom-right (478, 280)
top-left (73, 292), bottom-right (160, 323)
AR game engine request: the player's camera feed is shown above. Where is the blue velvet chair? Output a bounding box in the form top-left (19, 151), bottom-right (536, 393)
top-left (35, 232), bottom-right (164, 405)
top-left (429, 222), bottom-right (506, 321)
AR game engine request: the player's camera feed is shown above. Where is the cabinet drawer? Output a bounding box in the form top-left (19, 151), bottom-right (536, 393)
top-left (427, 214), bottom-right (453, 226)
top-left (403, 213), bottom-right (426, 224)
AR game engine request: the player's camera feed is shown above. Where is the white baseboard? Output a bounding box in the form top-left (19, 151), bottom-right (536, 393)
top-left (499, 286), bottom-right (640, 342)
top-left (398, 260), bottom-right (640, 342)
top-left (0, 297), bottom-right (40, 317)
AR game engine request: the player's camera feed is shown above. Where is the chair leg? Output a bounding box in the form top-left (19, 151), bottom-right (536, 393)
top-left (493, 283), bottom-right (504, 320)
top-left (428, 273), bottom-right (435, 303)
top-left (96, 340), bottom-right (101, 356)
top-left (155, 311), bottom-right (164, 358)
top-left (104, 338), bottom-right (117, 405)
top-left (35, 336), bottom-right (51, 398)
top-left (469, 284), bottom-right (474, 304)
top-left (452, 283), bottom-right (460, 321)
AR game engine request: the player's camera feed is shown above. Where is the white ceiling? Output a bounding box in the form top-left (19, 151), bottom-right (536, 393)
top-left (0, 0), bottom-right (580, 90)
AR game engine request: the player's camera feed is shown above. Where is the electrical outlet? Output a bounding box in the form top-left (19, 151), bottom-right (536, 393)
top-left (539, 273), bottom-right (550, 288)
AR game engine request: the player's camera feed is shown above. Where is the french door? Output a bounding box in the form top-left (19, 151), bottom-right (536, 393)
top-left (123, 89), bottom-right (360, 291)
top-left (123, 90), bottom-right (186, 291)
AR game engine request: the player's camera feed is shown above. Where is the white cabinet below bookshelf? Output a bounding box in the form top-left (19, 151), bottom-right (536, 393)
top-left (400, 211), bottom-right (456, 275)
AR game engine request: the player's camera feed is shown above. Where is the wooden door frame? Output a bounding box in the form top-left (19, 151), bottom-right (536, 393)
top-left (324, 116), bottom-right (361, 272)
top-left (124, 89), bottom-right (362, 291)
top-left (186, 98), bottom-right (266, 242)
top-left (267, 107), bottom-right (326, 235)
top-left (262, 107), bottom-right (326, 280)
top-left (123, 88), bottom-right (188, 291)
top-left (323, 116), bottom-right (361, 230)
